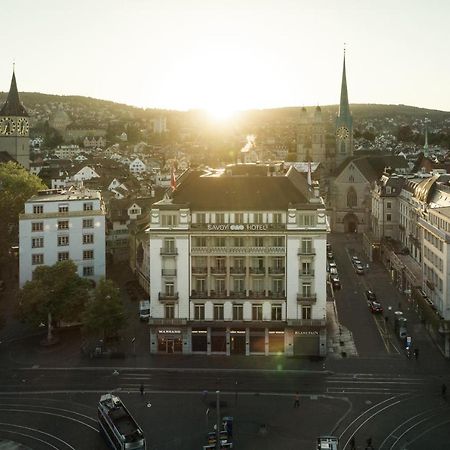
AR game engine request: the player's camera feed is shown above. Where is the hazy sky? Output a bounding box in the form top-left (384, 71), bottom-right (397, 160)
top-left (2, 0), bottom-right (449, 113)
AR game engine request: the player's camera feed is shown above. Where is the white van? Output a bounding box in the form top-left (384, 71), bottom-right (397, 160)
top-left (139, 300), bottom-right (151, 321)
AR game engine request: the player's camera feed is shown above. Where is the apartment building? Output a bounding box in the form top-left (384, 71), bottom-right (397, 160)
top-left (19, 188), bottom-right (106, 287)
top-left (146, 164), bottom-right (328, 357)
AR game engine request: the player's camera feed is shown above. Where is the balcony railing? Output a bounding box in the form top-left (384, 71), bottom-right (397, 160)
top-left (160, 248), bottom-right (178, 255)
top-left (161, 269), bottom-right (177, 276)
top-left (210, 267), bottom-right (227, 274)
top-left (296, 293), bottom-right (317, 303)
top-left (230, 267), bottom-right (246, 274)
top-left (298, 248), bottom-right (316, 256)
top-left (268, 291), bottom-right (286, 299)
top-left (299, 271), bottom-right (315, 277)
top-left (191, 246), bottom-right (285, 255)
top-left (268, 267), bottom-right (285, 274)
top-left (158, 292), bottom-right (179, 301)
top-left (192, 266), bottom-right (208, 274)
top-left (287, 318), bottom-right (325, 327)
top-left (247, 291), bottom-right (266, 299)
top-left (228, 291), bottom-right (246, 298)
top-left (148, 318), bottom-right (187, 326)
top-left (190, 290), bottom-right (209, 299)
top-left (249, 267), bottom-right (265, 275)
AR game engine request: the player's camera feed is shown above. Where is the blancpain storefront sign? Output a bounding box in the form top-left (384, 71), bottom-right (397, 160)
top-left (207, 224), bottom-right (269, 231)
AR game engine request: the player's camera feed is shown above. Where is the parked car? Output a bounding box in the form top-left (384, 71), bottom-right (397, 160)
top-left (367, 299), bottom-right (383, 313)
top-left (352, 258), bottom-right (361, 266)
top-left (329, 267), bottom-right (338, 276)
top-left (365, 290), bottom-right (377, 301)
top-left (355, 264), bottom-right (364, 275)
top-left (327, 251), bottom-right (334, 260)
top-left (331, 276), bottom-right (341, 289)
top-left (351, 256), bottom-right (359, 262)
top-left (328, 262), bottom-right (337, 272)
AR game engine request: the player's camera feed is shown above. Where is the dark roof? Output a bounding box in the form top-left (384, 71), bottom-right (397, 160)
top-left (0, 151), bottom-right (15, 163)
top-left (0, 72), bottom-right (28, 117)
top-left (170, 167), bottom-right (309, 210)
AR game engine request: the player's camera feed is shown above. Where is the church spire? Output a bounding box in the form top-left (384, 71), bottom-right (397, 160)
top-left (0, 69), bottom-right (28, 117)
top-left (423, 126), bottom-right (429, 157)
top-left (338, 50), bottom-right (350, 119)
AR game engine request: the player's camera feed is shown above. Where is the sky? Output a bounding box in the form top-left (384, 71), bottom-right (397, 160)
top-left (2, 0), bottom-right (449, 114)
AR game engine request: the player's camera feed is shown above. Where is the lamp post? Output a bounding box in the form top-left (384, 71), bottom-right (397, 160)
top-left (215, 390), bottom-right (221, 450)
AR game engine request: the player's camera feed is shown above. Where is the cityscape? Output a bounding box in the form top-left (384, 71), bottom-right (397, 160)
top-left (1, 1), bottom-right (450, 450)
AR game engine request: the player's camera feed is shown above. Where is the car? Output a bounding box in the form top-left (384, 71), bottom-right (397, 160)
top-left (351, 256), bottom-right (359, 262)
top-left (365, 290), bottom-right (377, 301)
top-left (352, 258), bottom-right (361, 266)
top-left (367, 299), bottom-right (383, 313)
top-left (328, 262), bottom-right (337, 270)
top-left (329, 267), bottom-right (338, 276)
top-left (331, 276), bottom-right (341, 289)
top-left (327, 251), bottom-right (334, 260)
top-left (355, 264), bottom-right (364, 274)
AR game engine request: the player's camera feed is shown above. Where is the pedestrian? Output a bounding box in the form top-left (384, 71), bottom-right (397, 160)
top-left (442, 383), bottom-right (447, 398)
top-left (414, 348), bottom-right (419, 360)
top-left (140, 383), bottom-right (144, 396)
top-left (366, 436), bottom-right (373, 449)
top-left (349, 436), bottom-right (356, 449)
top-left (293, 391), bottom-right (300, 408)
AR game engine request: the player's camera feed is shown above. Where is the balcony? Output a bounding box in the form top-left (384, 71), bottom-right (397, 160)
top-left (208, 290), bottom-right (228, 299)
top-left (161, 269), bottom-right (177, 276)
top-left (268, 267), bottom-right (285, 274)
top-left (249, 267), bottom-right (265, 275)
top-left (210, 266), bottom-right (227, 274)
top-left (149, 318), bottom-right (187, 326)
top-left (230, 266), bottom-right (246, 274)
top-left (299, 271), bottom-right (315, 277)
top-left (298, 248), bottom-right (316, 256)
top-left (190, 290), bottom-right (208, 299)
top-left (287, 318), bottom-right (326, 327)
top-left (158, 292), bottom-right (179, 302)
top-left (267, 290), bottom-right (286, 299)
top-left (192, 266), bottom-right (208, 274)
top-left (228, 291), bottom-right (246, 299)
top-left (160, 248), bottom-right (178, 255)
top-left (247, 290), bottom-right (266, 299)
top-left (297, 293), bottom-right (317, 303)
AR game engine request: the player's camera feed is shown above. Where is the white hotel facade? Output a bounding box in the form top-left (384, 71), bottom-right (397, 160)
top-left (19, 188), bottom-right (106, 287)
top-left (147, 164), bottom-right (329, 356)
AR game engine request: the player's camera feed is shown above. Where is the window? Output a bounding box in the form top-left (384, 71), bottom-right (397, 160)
top-left (213, 304), bottom-right (224, 320)
top-left (215, 257), bottom-right (226, 270)
top-left (302, 262), bottom-right (312, 275)
top-left (233, 278), bottom-right (245, 293)
top-left (302, 305), bottom-right (311, 320)
top-left (273, 213), bottom-right (282, 224)
top-left (234, 258), bottom-right (244, 270)
top-left (233, 304), bottom-right (243, 320)
top-left (32, 254), bottom-right (44, 265)
top-left (299, 215), bottom-right (315, 226)
top-left (197, 213), bottom-right (206, 224)
top-left (33, 205), bottom-right (43, 214)
top-left (83, 202), bottom-right (93, 211)
top-left (83, 250), bottom-right (94, 260)
top-left (254, 213), bottom-right (263, 224)
top-left (347, 187), bottom-right (357, 208)
top-left (386, 202), bottom-right (392, 209)
top-left (58, 220), bottom-right (69, 230)
top-left (253, 279), bottom-right (264, 293)
top-left (195, 278), bottom-right (206, 293)
top-left (348, 175), bottom-right (354, 183)
top-left (254, 237), bottom-right (264, 247)
top-left (83, 219), bottom-right (94, 228)
top-left (273, 236), bottom-right (284, 247)
top-left (83, 234), bottom-right (94, 244)
top-left (83, 266), bottom-right (94, 276)
top-left (165, 304), bottom-right (175, 319)
top-left (215, 237), bottom-right (226, 247)
top-left (386, 214), bottom-right (392, 222)
top-left (194, 304), bottom-right (205, 320)
top-left (234, 237), bottom-right (244, 247)
top-left (58, 252), bottom-right (69, 261)
top-left (32, 222), bottom-right (43, 232)
top-left (58, 204), bottom-right (69, 213)
top-left (235, 213), bottom-right (244, 224)
top-left (162, 214), bottom-right (177, 226)
top-left (252, 304), bottom-right (263, 320)
top-left (163, 238), bottom-right (176, 253)
top-left (129, 208), bottom-right (140, 215)
top-left (302, 283), bottom-right (312, 297)
top-left (273, 257), bottom-right (283, 269)
top-left (194, 237), bottom-right (207, 247)
top-left (216, 213), bottom-right (225, 223)
top-left (301, 238), bottom-right (312, 253)
top-left (165, 282), bottom-right (175, 296)
top-left (58, 235), bottom-right (69, 246)
top-left (32, 237), bottom-right (44, 248)
top-left (216, 279), bottom-right (226, 293)
top-left (273, 279), bottom-right (283, 293)
top-left (271, 305), bottom-right (282, 320)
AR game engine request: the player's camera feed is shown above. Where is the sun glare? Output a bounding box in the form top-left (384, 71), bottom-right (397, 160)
top-left (206, 106), bottom-right (236, 121)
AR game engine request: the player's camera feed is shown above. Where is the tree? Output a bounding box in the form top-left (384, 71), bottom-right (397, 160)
top-left (0, 162), bottom-right (47, 265)
top-left (18, 261), bottom-right (91, 343)
top-left (82, 278), bottom-right (127, 340)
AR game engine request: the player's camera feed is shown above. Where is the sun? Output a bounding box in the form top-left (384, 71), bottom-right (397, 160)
top-left (206, 106), bottom-right (236, 121)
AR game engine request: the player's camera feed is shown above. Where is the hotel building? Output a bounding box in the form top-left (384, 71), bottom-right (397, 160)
top-left (147, 164), bottom-right (328, 356)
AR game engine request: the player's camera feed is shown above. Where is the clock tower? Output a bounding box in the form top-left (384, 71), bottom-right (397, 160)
top-left (0, 70), bottom-right (30, 169)
top-left (335, 52), bottom-right (353, 168)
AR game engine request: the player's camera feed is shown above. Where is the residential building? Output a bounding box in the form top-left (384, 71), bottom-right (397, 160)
top-left (146, 164), bottom-right (328, 356)
top-left (19, 188), bottom-right (106, 286)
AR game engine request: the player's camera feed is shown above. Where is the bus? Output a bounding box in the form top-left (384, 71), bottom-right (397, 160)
top-left (97, 393), bottom-right (146, 450)
top-left (317, 435), bottom-right (339, 450)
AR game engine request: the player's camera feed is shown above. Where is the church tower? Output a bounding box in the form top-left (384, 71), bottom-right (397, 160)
top-left (0, 70), bottom-right (30, 169)
top-left (335, 52), bottom-right (353, 168)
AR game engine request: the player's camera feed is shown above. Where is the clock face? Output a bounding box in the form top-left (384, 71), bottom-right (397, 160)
top-left (0, 117), bottom-right (15, 135)
top-left (336, 126), bottom-right (349, 140)
top-left (17, 118), bottom-right (29, 136)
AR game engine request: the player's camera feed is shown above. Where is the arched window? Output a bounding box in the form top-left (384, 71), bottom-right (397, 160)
top-left (340, 141), bottom-right (346, 154)
top-left (347, 187), bottom-right (357, 208)
top-left (349, 175), bottom-right (354, 183)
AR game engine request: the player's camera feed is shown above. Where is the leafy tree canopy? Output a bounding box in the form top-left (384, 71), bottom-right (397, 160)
top-left (18, 260), bottom-right (91, 327)
top-left (82, 278), bottom-right (126, 340)
top-left (0, 162), bottom-right (47, 257)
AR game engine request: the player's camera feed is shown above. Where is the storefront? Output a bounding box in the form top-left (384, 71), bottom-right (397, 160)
top-left (210, 327), bottom-right (227, 353)
top-left (268, 330), bottom-right (285, 354)
top-left (293, 330), bottom-right (320, 356)
top-left (249, 329), bottom-right (266, 354)
top-left (156, 328), bottom-right (183, 353)
top-left (191, 328), bottom-right (208, 353)
top-left (230, 329), bottom-right (246, 355)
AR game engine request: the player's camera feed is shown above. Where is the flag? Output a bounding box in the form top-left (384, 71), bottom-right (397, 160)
top-left (170, 167), bottom-right (177, 192)
top-left (307, 161), bottom-right (312, 186)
